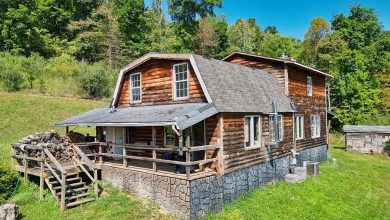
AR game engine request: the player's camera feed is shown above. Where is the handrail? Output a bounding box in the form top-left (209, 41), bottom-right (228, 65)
top-left (43, 149), bottom-right (67, 174)
top-left (72, 145), bottom-right (96, 170)
top-left (73, 157), bottom-right (94, 181)
top-left (101, 142), bottom-right (219, 152)
top-left (44, 160), bottom-right (62, 185)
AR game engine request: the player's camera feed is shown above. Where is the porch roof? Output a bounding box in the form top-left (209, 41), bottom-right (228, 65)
top-left (54, 102), bottom-right (217, 130)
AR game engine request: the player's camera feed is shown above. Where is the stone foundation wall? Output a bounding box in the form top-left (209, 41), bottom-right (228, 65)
top-left (101, 166), bottom-right (190, 217)
top-left (101, 145), bottom-right (327, 219)
top-left (296, 144), bottom-right (328, 166)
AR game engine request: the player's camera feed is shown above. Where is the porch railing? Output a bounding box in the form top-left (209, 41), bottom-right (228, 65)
top-left (76, 137), bottom-right (222, 179)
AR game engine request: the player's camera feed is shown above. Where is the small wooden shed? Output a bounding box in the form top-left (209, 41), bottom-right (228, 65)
top-left (343, 125), bottom-right (390, 153)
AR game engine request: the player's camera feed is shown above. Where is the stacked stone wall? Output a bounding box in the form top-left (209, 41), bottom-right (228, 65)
top-left (101, 145), bottom-right (327, 219)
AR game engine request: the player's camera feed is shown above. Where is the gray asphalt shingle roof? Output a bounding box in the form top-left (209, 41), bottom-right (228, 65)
top-left (55, 103), bottom-right (217, 129)
top-left (55, 53), bottom-right (295, 129)
top-left (343, 125), bottom-right (390, 134)
top-left (193, 54), bottom-right (294, 113)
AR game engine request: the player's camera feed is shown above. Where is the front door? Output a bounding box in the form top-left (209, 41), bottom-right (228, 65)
top-left (113, 127), bottom-right (124, 159)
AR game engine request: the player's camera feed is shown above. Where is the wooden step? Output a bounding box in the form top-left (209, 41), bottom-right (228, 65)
top-left (66, 177), bottom-right (82, 183)
top-left (66, 192), bottom-right (90, 201)
top-left (66, 198), bottom-right (95, 208)
top-left (56, 186), bottom-right (88, 196)
top-left (52, 182), bottom-right (85, 190)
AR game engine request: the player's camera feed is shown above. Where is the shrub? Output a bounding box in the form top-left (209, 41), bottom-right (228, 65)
top-left (0, 163), bottom-right (19, 204)
top-left (76, 63), bottom-right (111, 98)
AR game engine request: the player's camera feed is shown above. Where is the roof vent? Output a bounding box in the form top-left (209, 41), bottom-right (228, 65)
top-left (280, 53), bottom-right (286, 59)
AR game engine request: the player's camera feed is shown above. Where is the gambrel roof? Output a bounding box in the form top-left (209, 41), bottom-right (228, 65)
top-left (56, 53), bottom-right (295, 130)
top-left (112, 52), bottom-right (295, 113)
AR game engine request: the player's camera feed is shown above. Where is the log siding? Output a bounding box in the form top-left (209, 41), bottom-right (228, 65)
top-left (117, 59), bottom-right (206, 107)
top-left (224, 54), bottom-right (328, 153)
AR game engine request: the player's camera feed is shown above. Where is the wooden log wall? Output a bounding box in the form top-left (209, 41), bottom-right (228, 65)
top-left (288, 66), bottom-right (327, 151)
top-left (225, 54), bottom-right (328, 153)
top-left (222, 113), bottom-right (293, 173)
top-left (117, 59), bottom-right (207, 107)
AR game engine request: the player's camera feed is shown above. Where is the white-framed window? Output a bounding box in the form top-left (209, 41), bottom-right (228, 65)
top-left (307, 76), bottom-right (312, 96)
top-left (130, 72), bottom-right (141, 103)
top-left (173, 63), bottom-right (189, 99)
top-left (269, 115), bottom-right (283, 142)
top-left (295, 115), bottom-right (304, 140)
top-left (164, 126), bottom-right (176, 146)
top-left (244, 116), bottom-right (261, 148)
top-left (311, 114), bottom-right (321, 138)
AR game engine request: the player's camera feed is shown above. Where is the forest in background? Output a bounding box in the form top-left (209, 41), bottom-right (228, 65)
top-left (0, 0), bottom-right (389, 129)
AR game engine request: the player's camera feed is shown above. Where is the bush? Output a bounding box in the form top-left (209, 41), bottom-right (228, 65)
top-left (0, 163), bottom-right (19, 204)
top-left (76, 63), bottom-right (112, 98)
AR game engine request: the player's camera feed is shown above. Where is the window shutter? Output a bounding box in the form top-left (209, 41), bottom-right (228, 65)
top-left (310, 115), bottom-right (314, 137)
top-left (244, 119), bottom-right (249, 142)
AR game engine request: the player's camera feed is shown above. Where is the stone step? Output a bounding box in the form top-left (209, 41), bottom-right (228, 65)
top-left (284, 174), bottom-right (304, 184)
top-left (294, 167), bottom-right (307, 179)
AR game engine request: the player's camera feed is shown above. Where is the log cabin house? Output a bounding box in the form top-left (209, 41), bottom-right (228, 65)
top-left (13, 52), bottom-right (332, 219)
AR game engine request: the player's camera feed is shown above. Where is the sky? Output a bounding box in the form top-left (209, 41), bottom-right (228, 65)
top-left (146, 0), bottom-right (389, 40)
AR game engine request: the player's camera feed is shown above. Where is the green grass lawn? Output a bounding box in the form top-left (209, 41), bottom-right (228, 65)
top-left (1, 92), bottom-right (389, 219)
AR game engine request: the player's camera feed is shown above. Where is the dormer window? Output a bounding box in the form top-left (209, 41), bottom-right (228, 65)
top-left (130, 72), bottom-right (141, 103)
top-left (173, 63), bottom-right (189, 100)
top-left (307, 76), bottom-right (312, 96)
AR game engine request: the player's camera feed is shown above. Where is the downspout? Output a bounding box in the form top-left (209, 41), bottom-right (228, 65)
top-left (291, 112), bottom-right (297, 171)
top-left (172, 124), bottom-right (184, 156)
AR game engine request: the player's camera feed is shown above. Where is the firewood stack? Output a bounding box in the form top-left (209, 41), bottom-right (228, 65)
top-left (16, 130), bottom-right (83, 162)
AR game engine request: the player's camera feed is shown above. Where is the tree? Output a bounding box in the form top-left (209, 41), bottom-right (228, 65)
top-left (264, 25), bottom-right (278, 34)
top-left (196, 17), bottom-right (218, 56)
top-left (258, 33), bottom-right (302, 59)
top-left (316, 32), bottom-right (349, 73)
top-left (36, 0), bottom-right (74, 39)
top-left (69, 0), bottom-right (127, 67)
top-left (168, 0), bottom-right (222, 51)
top-left (0, 0), bottom-right (56, 57)
top-left (332, 4), bottom-right (382, 50)
top-left (143, 0), bottom-right (179, 53)
top-left (331, 51), bottom-right (381, 127)
top-left (302, 17), bottom-right (330, 66)
top-left (113, 0), bottom-right (147, 58)
top-left (227, 18), bottom-right (261, 53)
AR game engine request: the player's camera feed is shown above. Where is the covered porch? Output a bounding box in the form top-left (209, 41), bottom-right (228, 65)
top-left (55, 102), bottom-right (223, 180)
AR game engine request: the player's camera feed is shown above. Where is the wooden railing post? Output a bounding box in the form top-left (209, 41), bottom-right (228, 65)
top-left (60, 173), bottom-right (66, 212)
top-left (185, 135), bottom-right (191, 179)
top-left (123, 147), bottom-right (127, 167)
top-left (99, 144), bottom-right (103, 165)
top-left (94, 169), bottom-right (98, 199)
top-left (39, 150), bottom-right (45, 200)
top-left (152, 150), bottom-right (156, 172)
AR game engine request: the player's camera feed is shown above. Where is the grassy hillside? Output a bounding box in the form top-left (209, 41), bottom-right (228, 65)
top-left (0, 92), bottom-right (106, 164)
top-left (0, 92), bottom-right (172, 219)
top-left (1, 92), bottom-right (389, 219)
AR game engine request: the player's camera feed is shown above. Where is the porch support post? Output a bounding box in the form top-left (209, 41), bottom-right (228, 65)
top-left (123, 147), bottom-right (127, 167)
top-left (216, 114), bottom-right (224, 176)
top-left (152, 150), bottom-right (157, 172)
top-left (66, 126), bottom-right (69, 135)
top-left (185, 135), bottom-right (191, 179)
top-left (152, 127), bottom-right (156, 146)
